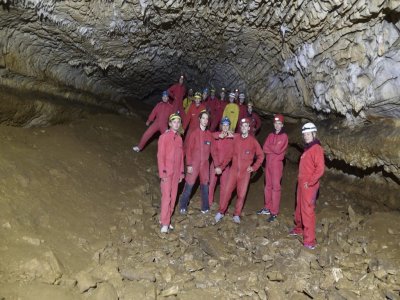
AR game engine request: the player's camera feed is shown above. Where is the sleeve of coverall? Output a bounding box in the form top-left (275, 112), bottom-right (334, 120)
top-left (147, 103), bottom-right (159, 123)
top-left (251, 139), bottom-right (265, 172)
top-left (270, 134), bottom-right (288, 155)
top-left (263, 135), bottom-right (273, 154)
top-left (308, 146), bottom-right (325, 187)
top-left (157, 134), bottom-right (167, 178)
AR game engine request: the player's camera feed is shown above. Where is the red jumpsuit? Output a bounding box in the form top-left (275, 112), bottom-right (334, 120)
top-left (137, 101), bottom-right (173, 150)
top-left (293, 140), bottom-right (325, 247)
top-left (208, 132), bottom-right (234, 206)
top-left (236, 104), bottom-right (247, 132)
top-left (185, 127), bottom-right (213, 185)
top-left (248, 112), bottom-right (262, 136)
top-left (205, 97), bottom-right (224, 132)
top-left (219, 134), bottom-right (264, 216)
top-left (179, 127), bottom-right (213, 211)
top-left (168, 83), bottom-right (186, 117)
top-left (157, 130), bottom-right (184, 226)
top-left (183, 103), bottom-right (206, 138)
top-left (263, 130), bottom-right (288, 215)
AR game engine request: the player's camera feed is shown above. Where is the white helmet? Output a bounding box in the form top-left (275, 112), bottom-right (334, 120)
top-left (302, 122), bottom-right (317, 133)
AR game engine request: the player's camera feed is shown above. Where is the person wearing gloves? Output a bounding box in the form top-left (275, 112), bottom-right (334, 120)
top-left (157, 113), bottom-right (185, 233)
top-left (257, 114), bottom-right (288, 222)
top-left (133, 91), bottom-right (173, 152)
top-left (179, 111), bottom-right (213, 214)
top-left (208, 117), bottom-right (234, 207)
top-left (289, 122), bottom-right (325, 249)
top-left (215, 118), bottom-right (264, 224)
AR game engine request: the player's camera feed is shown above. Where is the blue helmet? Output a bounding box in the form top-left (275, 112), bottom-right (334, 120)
top-left (203, 88), bottom-right (209, 94)
top-left (162, 91), bottom-right (168, 97)
top-left (221, 117), bottom-right (231, 125)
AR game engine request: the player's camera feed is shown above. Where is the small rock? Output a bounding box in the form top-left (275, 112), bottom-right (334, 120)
top-left (2, 222), bottom-right (11, 229)
top-left (266, 271), bottom-right (285, 282)
top-left (160, 285), bottom-right (179, 297)
top-left (22, 236), bottom-right (42, 246)
top-left (132, 208), bottom-right (143, 215)
top-left (87, 282), bottom-right (118, 300)
top-left (119, 266), bottom-right (156, 282)
top-left (75, 271), bottom-right (98, 293)
top-left (332, 267), bottom-right (343, 282)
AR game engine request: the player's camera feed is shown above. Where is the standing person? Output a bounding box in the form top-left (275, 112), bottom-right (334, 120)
top-left (183, 88), bottom-right (194, 113)
top-left (133, 91), bottom-right (173, 152)
top-left (289, 122), bottom-right (325, 249)
top-left (237, 93), bottom-right (247, 122)
top-left (257, 114), bottom-right (288, 222)
top-left (215, 118), bottom-right (264, 224)
top-left (208, 117), bottom-right (234, 207)
top-left (206, 88), bottom-right (224, 132)
top-left (168, 75), bottom-right (186, 118)
top-left (157, 113), bottom-right (185, 233)
top-left (179, 111), bottom-right (213, 214)
top-left (246, 102), bottom-right (262, 136)
top-left (183, 92), bottom-right (206, 138)
top-left (222, 92), bottom-right (240, 132)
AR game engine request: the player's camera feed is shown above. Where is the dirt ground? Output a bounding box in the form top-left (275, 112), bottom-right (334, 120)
top-left (0, 108), bottom-right (399, 299)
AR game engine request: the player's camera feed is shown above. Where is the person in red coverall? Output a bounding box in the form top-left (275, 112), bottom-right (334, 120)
top-left (168, 75), bottom-right (186, 118)
top-left (257, 114), bottom-right (288, 222)
top-left (289, 122), bottom-right (325, 250)
top-left (179, 111), bottom-right (213, 214)
top-left (237, 93), bottom-right (247, 123)
top-left (246, 102), bottom-right (262, 136)
top-left (157, 113), bottom-right (185, 233)
top-left (205, 88), bottom-right (223, 132)
top-left (183, 92), bottom-right (206, 138)
top-left (133, 91), bottom-right (173, 152)
top-left (215, 118), bottom-right (264, 224)
top-left (208, 117), bottom-right (234, 207)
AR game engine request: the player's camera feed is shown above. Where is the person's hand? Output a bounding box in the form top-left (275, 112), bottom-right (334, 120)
top-left (187, 166), bottom-right (193, 174)
top-left (215, 167), bottom-right (222, 175)
top-left (145, 121), bottom-right (150, 126)
top-left (304, 182), bottom-right (309, 189)
top-left (226, 131), bottom-right (234, 138)
top-left (247, 166), bottom-right (254, 173)
top-left (218, 132), bottom-right (226, 139)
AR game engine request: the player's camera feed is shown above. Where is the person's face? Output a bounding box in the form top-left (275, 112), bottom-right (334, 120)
top-left (274, 121), bottom-right (283, 132)
top-left (303, 132), bottom-right (314, 143)
top-left (220, 92), bottom-right (225, 100)
top-left (211, 91), bottom-right (215, 97)
top-left (202, 92), bottom-right (208, 100)
top-left (170, 118), bottom-right (181, 132)
top-left (221, 123), bottom-right (230, 132)
top-left (229, 96), bottom-right (235, 103)
top-left (162, 95), bottom-right (169, 102)
top-left (239, 97), bottom-right (245, 104)
top-left (195, 97), bottom-right (201, 105)
top-left (200, 113), bottom-right (209, 127)
top-left (240, 122), bottom-right (250, 135)
top-left (179, 76), bottom-right (184, 85)
top-left (188, 89), bottom-right (193, 96)
top-left (247, 105), bottom-right (253, 113)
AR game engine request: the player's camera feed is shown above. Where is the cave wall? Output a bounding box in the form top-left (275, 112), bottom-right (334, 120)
top-left (0, 0), bottom-right (399, 179)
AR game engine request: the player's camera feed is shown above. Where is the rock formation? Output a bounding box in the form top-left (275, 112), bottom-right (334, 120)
top-left (0, 0), bottom-right (399, 179)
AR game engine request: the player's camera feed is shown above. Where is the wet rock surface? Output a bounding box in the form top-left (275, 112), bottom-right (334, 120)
top-left (0, 112), bottom-right (399, 299)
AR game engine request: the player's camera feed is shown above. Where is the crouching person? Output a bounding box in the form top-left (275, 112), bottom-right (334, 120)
top-left (157, 113), bottom-right (185, 233)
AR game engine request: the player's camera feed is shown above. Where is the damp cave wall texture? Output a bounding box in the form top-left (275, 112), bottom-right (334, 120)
top-left (0, 0), bottom-right (399, 181)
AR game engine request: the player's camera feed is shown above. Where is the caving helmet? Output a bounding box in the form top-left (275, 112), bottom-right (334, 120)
top-left (302, 122), bottom-right (317, 133)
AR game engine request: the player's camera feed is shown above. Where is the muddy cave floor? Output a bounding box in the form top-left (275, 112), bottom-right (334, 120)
top-left (0, 110), bottom-right (399, 300)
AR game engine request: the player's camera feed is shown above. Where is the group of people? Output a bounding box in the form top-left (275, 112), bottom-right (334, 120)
top-left (133, 75), bottom-right (325, 250)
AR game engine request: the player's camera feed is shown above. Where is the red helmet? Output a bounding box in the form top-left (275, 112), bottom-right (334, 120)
top-left (274, 114), bottom-right (284, 123)
top-left (240, 118), bottom-right (251, 125)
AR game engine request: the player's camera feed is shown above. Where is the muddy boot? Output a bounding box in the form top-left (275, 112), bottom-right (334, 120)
top-left (200, 184), bottom-right (210, 213)
top-left (179, 183), bottom-right (193, 213)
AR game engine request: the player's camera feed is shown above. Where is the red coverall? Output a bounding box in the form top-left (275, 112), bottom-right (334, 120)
top-left (218, 134), bottom-right (264, 216)
top-left (235, 104), bottom-right (247, 132)
top-left (205, 97), bottom-right (225, 132)
top-left (263, 130), bottom-right (288, 215)
top-left (183, 103), bottom-right (206, 138)
top-left (157, 130), bottom-right (184, 226)
top-left (293, 141), bottom-right (325, 247)
top-left (168, 83), bottom-right (186, 117)
top-left (137, 101), bottom-right (173, 150)
top-left (179, 127), bottom-right (213, 211)
top-left (208, 132), bottom-right (234, 206)
top-left (248, 112), bottom-right (262, 136)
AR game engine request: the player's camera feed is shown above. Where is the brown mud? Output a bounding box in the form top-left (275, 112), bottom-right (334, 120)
top-left (0, 109), bottom-right (399, 299)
